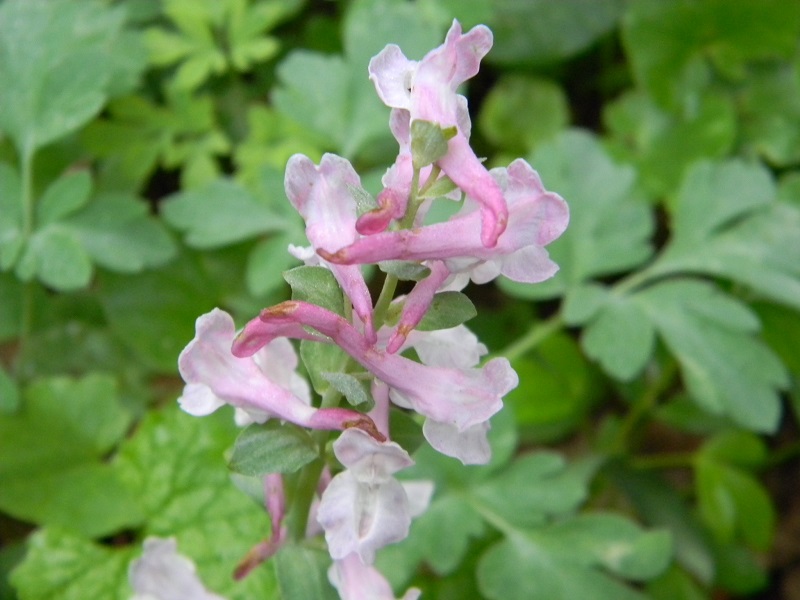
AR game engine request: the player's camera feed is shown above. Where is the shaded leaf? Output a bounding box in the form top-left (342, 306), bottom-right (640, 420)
top-left (489, 0), bottom-right (625, 66)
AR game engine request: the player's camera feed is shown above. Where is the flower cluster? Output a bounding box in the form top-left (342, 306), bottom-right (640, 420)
top-left (165, 20), bottom-right (568, 600)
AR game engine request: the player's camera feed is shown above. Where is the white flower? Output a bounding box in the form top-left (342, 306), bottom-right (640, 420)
top-left (317, 428), bottom-right (415, 563)
top-left (129, 537), bottom-right (226, 600)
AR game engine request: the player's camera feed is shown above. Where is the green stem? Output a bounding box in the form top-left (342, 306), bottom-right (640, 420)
top-left (630, 452), bottom-right (694, 470)
top-left (372, 273), bottom-right (398, 330)
top-left (417, 165), bottom-right (441, 196)
top-left (609, 359), bottom-right (678, 454)
top-left (284, 453), bottom-right (326, 540)
top-left (15, 144), bottom-right (36, 380)
top-left (398, 167), bottom-right (422, 229)
top-left (493, 312), bottom-right (563, 363)
top-left (285, 385), bottom-right (343, 540)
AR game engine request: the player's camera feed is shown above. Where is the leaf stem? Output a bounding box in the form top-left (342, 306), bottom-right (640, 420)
top-left (609, 359), bottom-right (678, 454)
top-left (630, 452), bottom-right (694, 470)
top-left (494, 312), bottom-right (563, 363)
top-left (15, 144), bottom-right (36, 380)
top-left (372, 273), bottom-right (398, 331)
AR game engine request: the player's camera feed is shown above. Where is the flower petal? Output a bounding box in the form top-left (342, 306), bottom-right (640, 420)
top-left (129, 537), bottom-right (226, 600)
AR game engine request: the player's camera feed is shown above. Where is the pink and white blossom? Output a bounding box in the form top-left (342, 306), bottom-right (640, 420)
top-left (329, 553), bottom-right (421, 600)
top-left (232, 302), bottom-right (518, 433)
top-left (316, 428), bottom-right (415, 563)
top-left (320, 158), bottom-right (568, 286)
top-left (369, 20), bottom-right (507, 247)
top-left (178, 308), bottom-right (379, 435)
top-left (285, 153), bottom-right (376, 341)
top-left (129, 537), bottom-right (226, 600)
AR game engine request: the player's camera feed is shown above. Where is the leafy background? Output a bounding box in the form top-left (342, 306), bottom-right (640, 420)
top-left (1, 0), bottom-right (800, 598)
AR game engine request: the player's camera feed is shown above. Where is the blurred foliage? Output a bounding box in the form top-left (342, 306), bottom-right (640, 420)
top-left (1, 0), bottom-right (800, 599)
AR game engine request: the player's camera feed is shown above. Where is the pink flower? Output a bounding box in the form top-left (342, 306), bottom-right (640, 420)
top-left (316, 429), bottom-right (416, 563)
top-left (369, 20), bottom-right (506, 247)
top-left (232, 301), bottom-right (518, 433)
top-left (233, 474), bottom-right (287, 580)
top-left (177, 308), bottom-right (379, 436)
top-left (329, 553), bottom-right (421, 600)
top-left (320, 159), bottom-right (568, 285)
top-left (285, 153), bottom-right (376, 342)
top-left (401, 326), bottom-right (495, 464)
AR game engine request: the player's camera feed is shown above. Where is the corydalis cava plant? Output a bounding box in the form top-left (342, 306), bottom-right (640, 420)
top-left (150, 20), bottom-right (568, 600)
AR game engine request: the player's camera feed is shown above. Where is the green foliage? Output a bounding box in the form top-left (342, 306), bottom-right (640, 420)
top-left (0, 374), bottom-right (140, 538)
top-left (479, 75), bottom-right (569, 156)
top-left (488, 0), bottom-right (626, 66)
top-left (3, 1), bottom-right (800, 599)
top-left (415, 291), bottom-right (477, 331)
top-left (229, 421), bottom-right (319, 476)
top-left (144, 0), bottom-right (302, 91)
top-left (273, 0), bottom-right (444, 161)
top-left (0, 0), bottom-right (145, 155)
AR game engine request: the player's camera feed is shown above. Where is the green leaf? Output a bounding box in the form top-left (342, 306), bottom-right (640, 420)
top-left (415, 291), bottom-right (477, 331)
top-left (246, 232), bottom-right (302, 297)
top-left (607, 465), bottom-right (715, 584)
top-left (64, 192), bottom-right (176, 273)
top-left (488, 0), bottom-right (625, 66)
top-left (562, 283), bottom-right (609, 325)
top-left (634, 279), bottom-right (787, 433)
top-left (736, 60), bottom-right (800, 167)
top-left (0, 366), bottom-right (19, 413)
top-left (388, 494), bottom-right (486, 576)
top-left (622, 0), bottom-right (800, 108)
top-left (273, 544), bottom-right (338, 600)
top-left (500, 130), bottom-right (653, 300)
top-left (16, 227), bottom-right (93, 291)
top-left (98, 251), bottom-right (220, 373)
top-left (603, 90), bottom-right (736, 197)
top-left (229, 421), bottom-right (319, 476)
top-left (36, 171), bottom-right (92, 226)
top-left (647, 566), bottom-right (708, 600)
top-left (474, 453), bottom-right (590, 529)
top-left (81, 89), bottom-right (229, 191)
top-left (543, 514), bottom-right (672, 580)
top-left (410, 120), bottom-right (456, 169)
top-left (477, 526), bottom-right (662, 600)
top-left (478, 75), bottom-right (569, 154)
top-left (700, 430), bottom-right (768, 470)
top-left (0, 374), bottom-right (141, 537)
top-left (162, 178), bottom-right (286, 248)
top-left (652, 160), bottom-right (800, 310)
top-left (233, 106), bottom-right (324, 189)
top-left (378, 260), bottom-right (431, 282)
top-left (320, 372), bottom-right (373, 409)
top-left (284, 266), bottom-right (345, 316)
top-left (695, 457), bottom-right (775, 551)
top-left (0, 162), bottom-right (23, 270)
top-left (10, 529), bottom-right (135, 600)
top-left (581, 294), bottom-right (655, 381)
top-left (0, 0), bottom-right (145, 153)
top-left (300, 341), bottom-right (349, 398)
top-left (711, 542), bottom-right (767, 595)
top-left (115, 407), bottom-right (277, 599)
top-left (506, 333), bottom-right (599, 443)
top-left (273, 0), bottom-right (442, 161)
